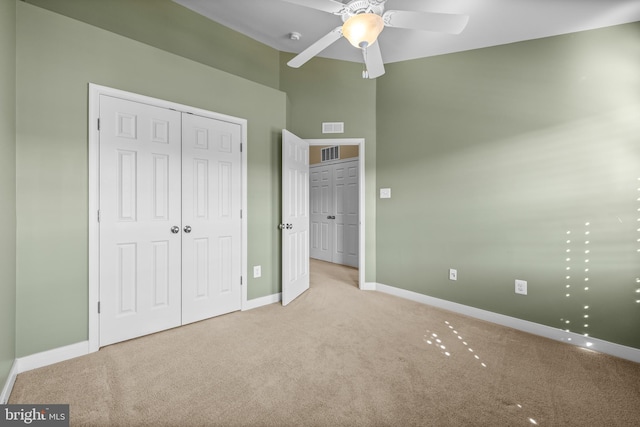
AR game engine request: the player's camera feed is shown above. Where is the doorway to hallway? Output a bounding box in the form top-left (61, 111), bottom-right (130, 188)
top-left (280, 133), bottom-right (366, 307)
top-left (307, 140), bottom-right (363, 289)
top-left (309, 149), bottom-right (359, 268)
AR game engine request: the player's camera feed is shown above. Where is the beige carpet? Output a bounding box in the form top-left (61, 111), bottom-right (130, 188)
top-left (10, 259), bottom-right (640, 426)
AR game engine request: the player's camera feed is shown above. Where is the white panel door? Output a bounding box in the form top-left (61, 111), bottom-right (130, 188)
top-left (333, 160), bottom-right (359, 267)
top-left (181, 114), bottom-right (242, 324)
top-left (282, 130), bottom-right (310, 306)
top-left (99, 95), bottom-right (182, 346)
top-left (309, 165), bottom-right (332, 262)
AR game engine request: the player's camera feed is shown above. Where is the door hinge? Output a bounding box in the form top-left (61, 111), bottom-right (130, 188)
top-left (97, 210), bottom-right (100, 222)
top-left (240, 143), bottom-right (243, 153)
top-left (240, 276), bottom-right (243, 285)
top-left (98, 301), bottom-right (101, 314)
top-left (97, 118), bottom-right (100, 131)
top-left (240, 209), bottom-right (242, 219)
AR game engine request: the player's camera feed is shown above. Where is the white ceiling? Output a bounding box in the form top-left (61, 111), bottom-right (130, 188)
top-left (173, 0), bottom-right (640, 64)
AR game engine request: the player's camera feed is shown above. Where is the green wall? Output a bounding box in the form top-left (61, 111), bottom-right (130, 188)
top-left (0, 0), bottom-right (17, 390)
top-left (8, 0), bottom-right (640, 363)
top-left (15, 2), bottom-right (286, 357)
top-left (279, 53), bottom-right (377, 282)
top-left (24, 0), bottom-right (281, 89)
top-left (376, 23), bottom-right (640, 348)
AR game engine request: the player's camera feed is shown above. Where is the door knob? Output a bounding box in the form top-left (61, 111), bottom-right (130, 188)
top-left (171, 226), bottom-right (180, 234)
top-left (184, 225), bottom-right (192, 233)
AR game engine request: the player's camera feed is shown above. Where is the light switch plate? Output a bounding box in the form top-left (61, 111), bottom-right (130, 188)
top-left (380, 188), bottom-right (391, 199)
top-left (253, 265), bottom-right (262, 278)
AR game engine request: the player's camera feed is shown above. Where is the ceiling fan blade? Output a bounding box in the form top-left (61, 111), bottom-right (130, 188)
top-left (280, 0), bottom-right (346, 14)
top-left (287, 27), bottom-right (343, 68)
top-left (383, 10), bottom-right (469, 35)
top-left (364, 41), bottom-right (385, 79)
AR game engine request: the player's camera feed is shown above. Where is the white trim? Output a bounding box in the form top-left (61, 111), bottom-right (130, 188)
top-left (240, 117), bottom-right (248, 313)
top-left (243, 293), bottom-right (282, 310)
top-left (15, 341), bottom-right (90, 374)
top-left (373, 282), bottom-right (640, 364)
top-left (362, 282), bottom-right (377, 291)
top-left (306, 138), bottom-right (366, 290)
top-left (0, 360), bottom-right (18, 404)
top-left (310, 158), bottom-right (359, 168)
top-left (88, 83), bottom-right (248, 352)
top-left (88, 84), bottom-right (100, 353)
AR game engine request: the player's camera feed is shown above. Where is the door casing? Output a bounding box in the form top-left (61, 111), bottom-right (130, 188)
top-left (88, 83), bottom-right (248, 353)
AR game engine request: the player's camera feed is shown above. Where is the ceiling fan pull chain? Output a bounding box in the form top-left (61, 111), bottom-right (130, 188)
top-left (362, 47), bottom-right (369, 79)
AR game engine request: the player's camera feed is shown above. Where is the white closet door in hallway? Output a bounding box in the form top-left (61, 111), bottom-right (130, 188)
top-left (309, 166), bottom-right (332, 262)
top-left (310, 160), bottom-right (359, 268)
top-left (98, 95), bottom-right (242, 347)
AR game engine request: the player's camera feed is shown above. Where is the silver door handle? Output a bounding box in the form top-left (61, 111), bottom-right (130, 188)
top-left (171, 226), bottom-right (180, 234)
top-left (327, 215), bottom-right (336, 219)
top-left (184, 225), bottom-right (192, 233)
top-left (279, 223), bottom-right (293, 230)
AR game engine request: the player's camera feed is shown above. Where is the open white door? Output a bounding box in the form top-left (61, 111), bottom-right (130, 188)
top-left (281, 130), bottom-right (310, 306)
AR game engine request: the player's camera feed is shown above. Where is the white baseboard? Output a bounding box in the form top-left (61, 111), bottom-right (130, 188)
top-left (15, 341), bottom-right (90, 374)
top-left (374, 282), bottom-right (640, 364)
top-left (0, 360), bottom-right (19, 404)
top-left (362, 282), bottom-right (377, 291)
top-left (243, 292), bottom-right (281, 310)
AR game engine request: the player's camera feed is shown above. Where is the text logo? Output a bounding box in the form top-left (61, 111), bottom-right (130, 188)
top-left (0, 405), bottom-right (69, 427)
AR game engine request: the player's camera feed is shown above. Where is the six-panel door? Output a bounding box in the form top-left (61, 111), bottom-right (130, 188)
top-left (281, 130), bottom-right (310, 306)
top-left (99, 95), bottom-right (183, 346)
top-left (310, 160), bottom-right (359, 268)
top-left (99, 95), bottom-right (242, 346)
top-left (181, 113), bottom-right (242, 324)
top-left (310, 166), bottom-right (333, 262)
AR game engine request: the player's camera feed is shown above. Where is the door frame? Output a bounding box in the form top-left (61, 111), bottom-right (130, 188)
top-left (306, 138), bottom-right (365, 290)
top-left (87, 83), bottom-right (248, 353)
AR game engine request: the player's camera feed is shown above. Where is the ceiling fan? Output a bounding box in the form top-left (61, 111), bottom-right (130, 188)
top-left (284, 0), bottom-right (470, 79)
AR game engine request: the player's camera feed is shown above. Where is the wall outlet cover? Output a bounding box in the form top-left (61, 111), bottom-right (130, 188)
top-left (515, 279), bottom-right (527, 295)
top-left (449, 269), bottom-right (457, 281)
top-left (253, 265), bottom-right (262, 278)
top-left (380, 188), bottom-right (391, 199)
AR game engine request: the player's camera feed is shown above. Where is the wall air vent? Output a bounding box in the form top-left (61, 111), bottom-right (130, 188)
top-left (322, 122), bottom-right (344, 134)
top-left (321, 146), bottom-right (340, 162)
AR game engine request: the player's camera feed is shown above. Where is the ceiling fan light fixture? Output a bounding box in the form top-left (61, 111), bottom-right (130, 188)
top-left (342, 13), bottom-right (384, 48)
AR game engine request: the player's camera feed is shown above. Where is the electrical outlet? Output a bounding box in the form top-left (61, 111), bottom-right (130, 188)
top-left (380, 188), bottom-right (391, 199)
top-left (515, 279), bottom-right (527, 295)
top-left (253, 265), bottom-right (262, 278)
top-left (449, 269), bottom-right (457, 281)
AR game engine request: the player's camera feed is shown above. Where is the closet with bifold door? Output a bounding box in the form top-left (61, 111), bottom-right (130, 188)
top-left (310, 159), bottom-right (359, 268)
top-left (98, 94), bottom-right (243, 347)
